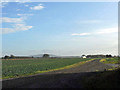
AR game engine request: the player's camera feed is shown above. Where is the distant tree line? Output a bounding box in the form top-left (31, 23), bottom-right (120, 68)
top-left (1, 55), bottom-right (33, 59)
top-left (2, 54), bottom-right (50, 59)
top-left (2, 55), bottom-right (15, 59)
top-left (86, 54), bottom-right (112, 58)
top-left (1, 54), bottom-right (116, 59)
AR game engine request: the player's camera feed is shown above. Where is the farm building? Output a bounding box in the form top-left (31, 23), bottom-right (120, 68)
top-left (81, 56), bottom-right (86, 58)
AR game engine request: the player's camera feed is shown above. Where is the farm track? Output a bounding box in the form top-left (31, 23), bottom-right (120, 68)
top-left (2, 59), bottom-right (114, 88)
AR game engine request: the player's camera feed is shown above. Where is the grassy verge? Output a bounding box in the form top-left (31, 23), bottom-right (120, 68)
top-left (100, 58), bottom-right (119, 64)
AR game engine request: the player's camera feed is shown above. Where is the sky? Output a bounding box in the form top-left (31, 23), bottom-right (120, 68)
top-left (1, 2), bottom-right (118, 56)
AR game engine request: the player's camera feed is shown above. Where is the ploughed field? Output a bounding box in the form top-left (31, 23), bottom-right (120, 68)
top-left (2, 58), bottom-right (91, 79)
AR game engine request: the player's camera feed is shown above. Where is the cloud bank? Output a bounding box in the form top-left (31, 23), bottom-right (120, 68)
top-left (0, 17), bottom-right (33, 34)
top-left (72, 27), bottom-right (117, 36)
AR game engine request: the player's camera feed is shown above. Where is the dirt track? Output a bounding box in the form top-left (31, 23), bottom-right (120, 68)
top-left (2, 59), bottom-right (114, 88)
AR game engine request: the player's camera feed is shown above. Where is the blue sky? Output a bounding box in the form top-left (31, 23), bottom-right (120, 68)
top-left (1, 2), bottom-right (118, 56)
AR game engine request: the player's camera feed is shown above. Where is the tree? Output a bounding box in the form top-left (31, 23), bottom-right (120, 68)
top-left (108, 54), bottom-right (112, 58)
top-left (4, 55), bottom-right (9, 59)
top-left (106, 54), bottom-right (112, 58)
top-left (106, 54), bottom-right (109, 58)
top-left (82, 55), bottom-right (86, 57)
top-left (10, 55), bottom-right (15, 59)
top-left (43, 54), bottom-right (49, 58)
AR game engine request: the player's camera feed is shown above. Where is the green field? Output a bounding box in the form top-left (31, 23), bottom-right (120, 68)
top-left (2, 58), bottom-right (91, 79)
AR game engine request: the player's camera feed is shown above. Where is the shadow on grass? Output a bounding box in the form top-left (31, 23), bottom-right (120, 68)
top-left (2, 68), bottom-right (120, 88)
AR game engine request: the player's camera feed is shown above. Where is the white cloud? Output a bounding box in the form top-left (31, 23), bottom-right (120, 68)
top-left (0, 17), bottom-right (33, 34)
top-left (96, 27), bottom-right (118, 34)
top-left (30, 4), bottom-right (44, 10)
top-left (71, 27), bottom-right (118, 36)
top-left (0, 0), bottom-right (31, 8)
top-left (0, 17), bottom-right (23, 23)
top-left (17, 13), bottom-right (33, 16)
top-left (72, 33), bottom-right (91, 36)
top-left (0, 28), bottom-right (14, 34)
top-left (4, 0), bottom-right (31, 3)
top-left (17, 0), bottom-right (31, 3)
top-left (15, 24), bottom-right (33, 31)
top-left (1, 24), bottom-right (33, 34)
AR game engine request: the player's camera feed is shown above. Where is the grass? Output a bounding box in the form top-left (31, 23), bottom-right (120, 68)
top-left (2, 58), bottom-right (93, 79)
top-left (82, 68), bottom-right (120, 88)
top-left (82, 57), bottom-right (120, 88)
top-left (100, 57), bottom-right (119, 64)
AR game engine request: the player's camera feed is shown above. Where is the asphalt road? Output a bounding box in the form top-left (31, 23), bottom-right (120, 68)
top-left (2, 59), bottom-right (114, 88)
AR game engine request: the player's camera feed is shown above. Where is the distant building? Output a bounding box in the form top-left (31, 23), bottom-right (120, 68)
top-left (81, 56), bottom-right (86, 58)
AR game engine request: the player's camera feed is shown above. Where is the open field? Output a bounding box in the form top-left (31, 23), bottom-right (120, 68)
top-left (3, 59), bottom-right (120, 88)
top-left (2, 58), bottom-right (120, 88)
top-left (2, 58), bottom-right (91, 79)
